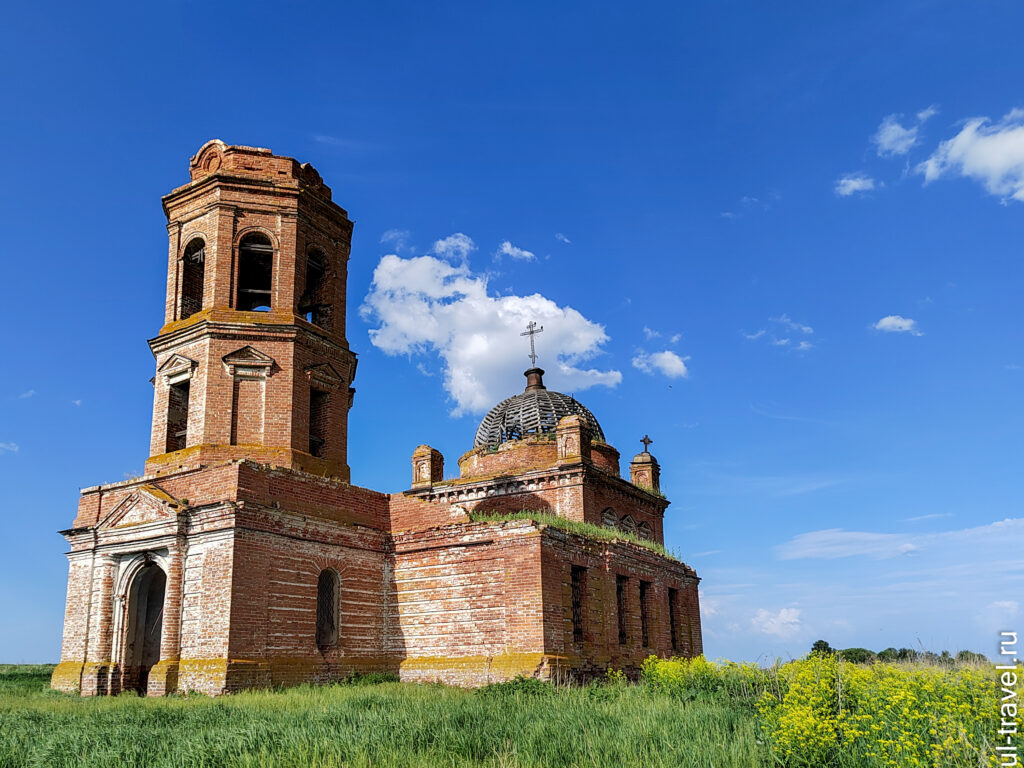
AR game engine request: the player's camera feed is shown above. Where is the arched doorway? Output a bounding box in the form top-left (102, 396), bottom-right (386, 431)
top-left (123, 563), bottom-right (166, 694)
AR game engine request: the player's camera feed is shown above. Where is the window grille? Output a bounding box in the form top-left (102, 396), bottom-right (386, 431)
top-left (316, 570), bottom-right (338, 647)
top-left (616, 575), bottom-right (628, 645)
top-left (571, 566), bottom-right (586, 643)
top-left (639, 580), bottom-right (651, 647)
top-left (668, 588), bottom-right (679, 652)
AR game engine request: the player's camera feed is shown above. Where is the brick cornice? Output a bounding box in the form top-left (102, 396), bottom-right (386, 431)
top-left (148, 317), bottom-right (356, 360)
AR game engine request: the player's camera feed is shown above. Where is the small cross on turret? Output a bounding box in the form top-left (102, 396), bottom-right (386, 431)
top-left (640, 434), bottom-right (653, 453)
top-left (521, 321), bottom-right (544, 366)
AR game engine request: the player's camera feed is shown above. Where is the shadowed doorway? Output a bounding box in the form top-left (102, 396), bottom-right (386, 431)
top-left (123, 563), bottom-right (166, 694)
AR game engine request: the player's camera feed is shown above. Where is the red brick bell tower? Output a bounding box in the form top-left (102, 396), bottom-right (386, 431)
top-left (146, 140), bottom-right (356, 481)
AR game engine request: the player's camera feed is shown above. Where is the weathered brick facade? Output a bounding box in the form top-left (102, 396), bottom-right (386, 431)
top-left (51, 142), bottom-right (702, 696)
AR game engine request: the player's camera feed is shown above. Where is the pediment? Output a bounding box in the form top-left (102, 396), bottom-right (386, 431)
top-left (222, 346), bottom-right (275, 378)
top-left (99, 486), bottom-right (183, 529)
top-left (157, 354), bottom-right (198, 385)
top-left (305, 362), bottom-right (343, 391)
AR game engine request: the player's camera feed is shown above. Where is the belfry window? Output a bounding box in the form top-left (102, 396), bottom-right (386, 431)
top-left (316, 569), bottom-right (339, 647)
top-left (180, 238), bottom-right (205, 320)
top-left (300, 249), bottom-right (332, 330)
top-left (309, 388), bottom-right (329, 457)
top-left (237, 233), bottom-right (274, 311)
top-left (601, 508), bottom-right (617, 529)
top-left (165, 380), bottom-right (190, 452)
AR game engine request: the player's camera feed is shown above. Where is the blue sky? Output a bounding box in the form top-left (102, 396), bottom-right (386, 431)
top-left (1, 1), bottom-right (1022, 663)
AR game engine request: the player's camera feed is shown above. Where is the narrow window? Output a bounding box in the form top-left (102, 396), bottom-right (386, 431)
top-left (637, 521), bottom-right (653, 540)
top-left (309, 388), bottom-right (329, 457)
top-left (620, 515), bottom-right (637, 535)
top-left (616, 575), bottom-right (628, 645)
top-left (299, 249), bottom-right (332, 330)
top-left (237, 233), bottom-right (274, 311)
top-left (639, 580), bottom-right (652, 647)
top-left (668, 588), bottom-right (680, 652)
top-left (316, 569), bottom-right (339, 647)
top-left (570, 565), bottom-right (586, 643)
top-left (165, 381), bottom-right (190, 452)
top-left (601, 508), bottom-right (617, 529)
top-left (180, 238), bottom-right (205, 319)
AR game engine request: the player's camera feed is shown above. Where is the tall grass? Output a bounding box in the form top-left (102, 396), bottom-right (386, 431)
top-left (0, 666), bottom-right (764, 768)
top-left (5, 656), bottom-right (1012, 768)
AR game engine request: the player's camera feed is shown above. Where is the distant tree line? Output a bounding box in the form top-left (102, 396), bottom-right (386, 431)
top-left (810, 639), bottom-right (988, 665)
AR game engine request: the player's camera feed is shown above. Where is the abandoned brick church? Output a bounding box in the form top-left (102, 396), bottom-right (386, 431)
top-left (51, 141), bottom-right (702, 696)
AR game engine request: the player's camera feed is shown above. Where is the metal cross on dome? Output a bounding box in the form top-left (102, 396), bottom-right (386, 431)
top-left (521, 321), bottom-right (544, 366)
top-left (641, 434), bottom-right (654, 452)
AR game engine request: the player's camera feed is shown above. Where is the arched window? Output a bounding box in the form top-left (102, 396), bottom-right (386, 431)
top-left (180, 238), bottom-right (205, 320)
top-left (299, 248), bottom-right (332, 330)
top-left (316, 569), bottom-right (339, 647)
top-left (637, 521), bottom-right (654, 541)
top-left (237, 233), bottom-right (274, 311)
top-left (601, 508), bottom-right (617, 529)
top-left (620, 515), bottom-right (637, 535)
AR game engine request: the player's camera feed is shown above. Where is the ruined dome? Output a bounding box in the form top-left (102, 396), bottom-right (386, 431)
top-left (473, 368), bottom-right (605, 448)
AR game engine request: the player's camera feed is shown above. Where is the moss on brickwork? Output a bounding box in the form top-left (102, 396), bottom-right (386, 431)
top-left (49, 661), bottom-right (84, 693)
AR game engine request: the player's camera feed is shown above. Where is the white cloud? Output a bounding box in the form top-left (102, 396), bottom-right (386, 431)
top-left (751, 607), bottom-right (802, 638)
top-left (835, 174), bottom-right (877, 197)
top-left (777, 518), bottom-right (1024, 561)
top-left (18, 390), bottom-right (35, 399)
top-left (772, 314), bottom-right (813, 335)
top-left (554, 233), bottom-right (571, 244)
top-left (361, 250), bottom-right (621, 415)
top-left (874, 314), bottom-right (923, 335)
top-left (904, 512), bottom-right (953, 522)
top-left (495, 240), bottom-right (536, 261)
top-left (917, 105), bottom-right (939, 123)
top-left (989, 600), bottom-right (1019, 614)
top-left (380, 229), bottom-right (411, 252)
top-left (432, 233), bottom-right (476, 262)
top-left (701, 598), bottom-right (720, 617)
top-left (0, 442), bottom-right (18, 453)
top-left (874, 114), bottom-right (920, 157)
top-left (777, 529), bottom-right (918, 560)
top-left (632, 350), bottom-right (690, 379)
top-left (642, 326), bottom-right (660, 340)
top-left (71, 399), bottom-right (82, 406)
top-left (669, 333), bottom-right (681, 344)
top-left (744, 316), bottom-right (814, 351)
top-left (918, 109), bottom-right (1024, 202)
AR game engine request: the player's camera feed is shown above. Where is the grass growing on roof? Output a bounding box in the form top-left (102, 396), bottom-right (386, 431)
top-left (468, 510), bottom-right (678, 559)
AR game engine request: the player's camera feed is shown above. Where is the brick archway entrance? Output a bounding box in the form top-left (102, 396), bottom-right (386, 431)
top-left (122, 563), bottom-right (166, 694)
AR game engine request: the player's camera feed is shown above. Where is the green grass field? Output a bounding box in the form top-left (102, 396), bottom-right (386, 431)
top-left (0, 665), bottom-right (766, 768)
top-left (1, 656), bottom-right (1013, 768)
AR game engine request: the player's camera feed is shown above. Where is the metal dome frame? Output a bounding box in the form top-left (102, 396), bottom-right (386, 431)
top-left (474, 374), bottom-right (605, 448)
